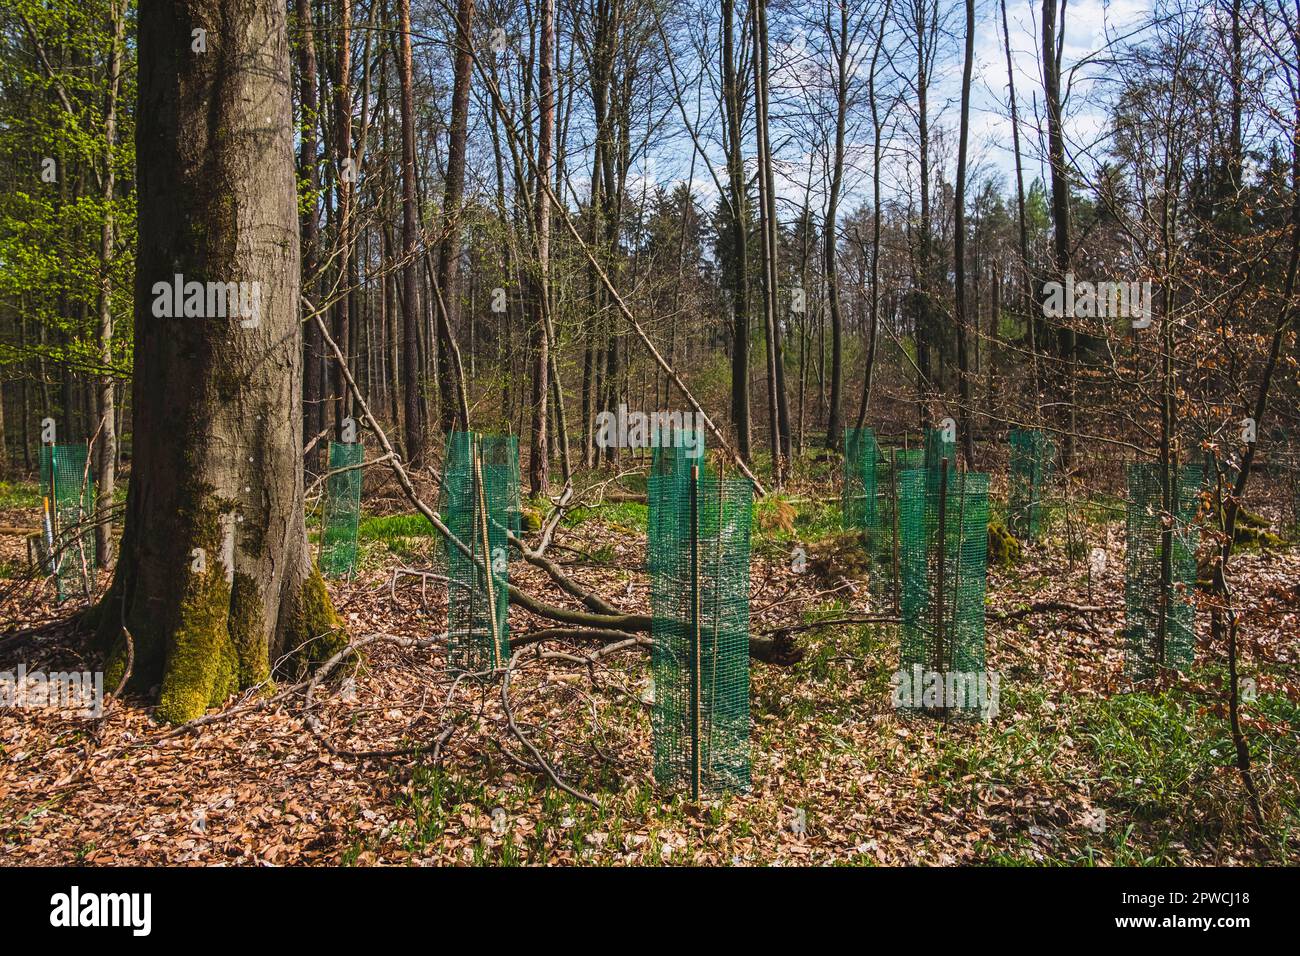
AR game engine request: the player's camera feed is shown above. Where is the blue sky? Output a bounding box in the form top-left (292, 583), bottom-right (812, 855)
top-left (608, 0), bottom-right (1155, 222)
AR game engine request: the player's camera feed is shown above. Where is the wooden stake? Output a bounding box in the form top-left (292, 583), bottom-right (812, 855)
top-left (474, 436), bottom-right (501, 669)
top-left (709, 472), bottom-right (723, 780)
top-left (890, 448), bottom-right (901, 614)
top-left (690, 463), bottom-right (701, 799)
top-left (950, 470), bottom-right (968, 717)
top-left (46, 445), bottom-right (61, 586)
top-left (933, 458), bottom-right (949, 719)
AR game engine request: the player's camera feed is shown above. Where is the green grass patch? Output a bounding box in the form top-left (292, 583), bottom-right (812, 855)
top-left (1082, 690), bottom-right (1224, 822)
top-left (0, 480), bottom-right (41, 509)
top-left (357, 513), bottom-right (437, 543)
top-left (561, 500), bottom-right (648, 534)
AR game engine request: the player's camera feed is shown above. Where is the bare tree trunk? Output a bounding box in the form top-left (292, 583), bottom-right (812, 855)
top-left (1042, 0), bottom-right (1075, 463)
top-left (334, 0), bottom-right (354, 440)
top-left (854, 0), bottom-right (892, 431)
top-left (722, 0), bottom-right (751, 460)
top-left (953, 0), bottom-right (976, 467)
top-left (434, 0), bottom-right (475, 432)
top-left (529, 0), bottom-right (555, 495)
top-left (1000, 0), bottom-right (1036, 407)
top-left (93, 0), bottom-right (126, 566)
top-left (752, 0), bottom-right (787, 480)
top-left (823, 0), bottom-right (848, 453)
top-left (296, 0), bottom-right (324, 471)
top-left (911, 0), bottom-right (935, 425)
top-left (0, 361), bottom-right (6, 477)
top-left (398, 0), bottom-right (424, 465)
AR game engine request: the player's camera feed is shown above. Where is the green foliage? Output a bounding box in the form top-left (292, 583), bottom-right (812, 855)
top-left (358, 512), bottom-right (439, 542)
top-left (1083, 692), bottom-right (1221, 821)
top-left (1024, 177), bottom-right (1052, 236)
top-left (562, 500), bottom-right (648, 534)
top-left (0, 0), bottom-right (137, 384)
top-left (0, 480), bottom-right (41, 508)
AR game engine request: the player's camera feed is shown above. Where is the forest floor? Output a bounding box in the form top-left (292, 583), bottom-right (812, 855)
top-left (1, 459), bottom-right (1298, 866)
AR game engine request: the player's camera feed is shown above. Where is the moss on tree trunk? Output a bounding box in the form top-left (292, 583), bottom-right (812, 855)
top-left (98, 494), bottom-right (337, 724)
top-left (156, 563), bottom-right (241, 723)
top-left (284, 567), bottom-right (348, 678)
top-left (94, 0), bottom-right (344, 725)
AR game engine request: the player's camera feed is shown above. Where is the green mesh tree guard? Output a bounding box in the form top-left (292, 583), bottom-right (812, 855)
top-left (38, 442), bottom-right (96, 602)
top-left (439, 431), bottom-right (518, 672)
top-left (1124, 463), bottom-right (1203, 679)
top-left (851, 440), bottom-right (924, 607)
top-left (869, 447), bottom-right (925, 606)
top-left (1008, 429), bottom-right (1055, 539)
top-left (320, 441), bottom-right (364, 577)
top-left (924, 427), bottom-right (957, 496)
top-left (842, 427), bottom-right (880, 533)
top-left (898, 467), bottom-right (990, 717)
top-left (648, 443), bottom-right (751, 797)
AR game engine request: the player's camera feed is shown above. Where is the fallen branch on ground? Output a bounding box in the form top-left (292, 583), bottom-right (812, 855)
top-left (308, 303), bottom-right (797, 665)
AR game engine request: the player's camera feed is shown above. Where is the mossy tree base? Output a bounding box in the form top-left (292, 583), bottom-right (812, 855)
top-left (99, 532), bottom-right (346, 724)
top-left (987, 521), bottom-right (1022, 568)
top-left (96, 0), bottom-right (342, 725)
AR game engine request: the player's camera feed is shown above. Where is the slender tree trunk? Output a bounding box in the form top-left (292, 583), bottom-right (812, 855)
top-left (1042, 0), bottom-right (1074, 463)
top-left (722, 0), bottom-right (751, 460)
top-left (398, 0), bottom-right (424, 464)
top-left (0, 365), bottom-right (6, 477)
top-left (823, 0), bottom-right (848, 452)
top-left (854, 0), bottom-right (892, 431)
top-left (93, 0), bottom-right (125, 566)
top-left (1212, 102), bottom-right (1298, 831)
top-left (1000, 0), bottom-right (1036, 408)
top-left (296, 0), bottom-right (324, 471)
top-left (21, 308), bottom-right (34, 470)
top-left (334, 0), bottom-right (353, 440)
top-left (529, 0), bottom-right (554, 495)
top-left (913, 0), bottom-right (934, 424)
top-left (434, 0), bottom-right (475, 432)
top-left (97, 0), bottom-right (343, 725)
top-left (752, 0), bottom-right (785, 480)
top-left (953, 0), bottom-right (976, 467)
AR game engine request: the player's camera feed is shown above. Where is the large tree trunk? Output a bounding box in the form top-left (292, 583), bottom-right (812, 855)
top-left (95, 0), bottom-right (343, 725)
